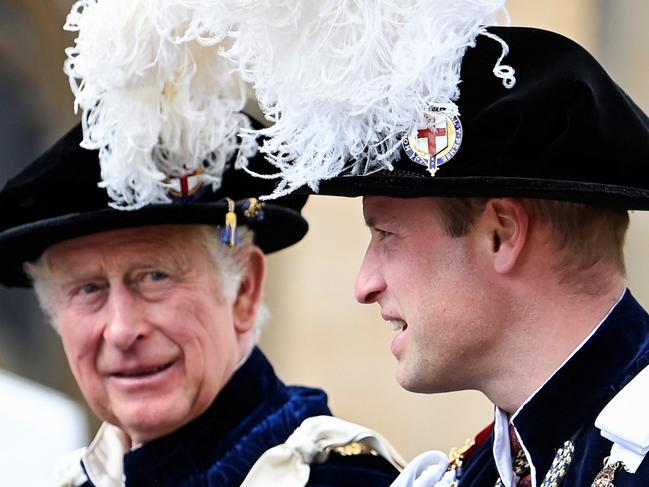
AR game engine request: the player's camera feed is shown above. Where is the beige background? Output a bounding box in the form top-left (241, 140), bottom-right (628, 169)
top-left (1, 0), bottom-right (648, 464)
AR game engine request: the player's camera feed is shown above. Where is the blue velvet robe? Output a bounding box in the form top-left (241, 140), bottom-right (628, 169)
top-left (459, 290), bottom-right (649, 486)
top-left (79, 348), bottom-right (399, 486)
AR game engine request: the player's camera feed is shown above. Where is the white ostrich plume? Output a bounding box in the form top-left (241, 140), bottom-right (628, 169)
top-left (63, 0), bottom-right (256, 209)
top-left (223, 0), bottom-right (509, 198)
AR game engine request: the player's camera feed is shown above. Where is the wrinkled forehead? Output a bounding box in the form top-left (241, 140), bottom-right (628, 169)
top-left (46, 224), bottom-right (210, 271)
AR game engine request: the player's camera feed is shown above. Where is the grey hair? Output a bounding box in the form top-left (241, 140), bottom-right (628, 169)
top-left (199, 225), bottom-right (254, 301)
top-left (24, 251), bottom-right (57, 328)
top-left (24, 225), bottom-right (269, 336)
top-left (197, 225), bottom-right (270, 338)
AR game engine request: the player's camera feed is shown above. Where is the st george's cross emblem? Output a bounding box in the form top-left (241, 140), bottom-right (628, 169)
top-left (166, 166), bottom-right (206, 201)
top-left (402, 107), bottom-right (463, 175)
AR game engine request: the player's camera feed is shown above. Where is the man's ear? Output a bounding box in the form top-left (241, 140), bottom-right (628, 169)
top-left (479, 198), bottom-right (530, 274)
top-left (233, 246), bottom-right (266, 334)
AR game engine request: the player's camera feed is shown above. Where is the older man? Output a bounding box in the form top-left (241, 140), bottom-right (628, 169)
top-left (235, 19), bottom-right (649, 487)
top-left (0, 124), bottom-right (401, 486)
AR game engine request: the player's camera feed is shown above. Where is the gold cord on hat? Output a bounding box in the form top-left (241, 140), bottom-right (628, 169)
top-left (243, 198), bottom-right (264, 220)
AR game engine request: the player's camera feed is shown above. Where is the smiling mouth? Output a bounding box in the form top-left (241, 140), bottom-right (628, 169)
top-left (113, 362), bottom-right (173, 378)
top-left (388, 319), bottom-right (407, 332)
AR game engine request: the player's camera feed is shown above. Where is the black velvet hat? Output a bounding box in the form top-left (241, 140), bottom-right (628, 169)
top-left (313, 27), bottom-right (649, 208)
top-left (0, 123), bottom-right (308, 287)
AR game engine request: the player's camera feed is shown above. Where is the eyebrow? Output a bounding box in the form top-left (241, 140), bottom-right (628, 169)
top-left (364, 212), bottom-right (395, 228)
top-left (55, 255), bottom-right (174, 283)
top-left (56, 272), bottom-right (104, 291)
top-left (364, 216), bottom-right (377, 228)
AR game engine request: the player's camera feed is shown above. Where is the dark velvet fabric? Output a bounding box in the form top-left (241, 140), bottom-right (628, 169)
top-left (458, 290), bottom-right (649, 486)
top-left (0, 123), bottom-right (309, 287)
top-left (78, 347), bottom-right (398, 487)
top-left (315, 27), bottom-right (649, 210)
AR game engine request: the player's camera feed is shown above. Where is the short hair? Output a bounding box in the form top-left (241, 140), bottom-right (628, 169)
top-left (24, 225), bottom-right (268, 332)
top-left (433, 197), bottom-right (630, 293)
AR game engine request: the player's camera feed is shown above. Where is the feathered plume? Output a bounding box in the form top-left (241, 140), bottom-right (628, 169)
top-left (222, 0), bottom-right (509, 198)
top-left (63, 0), bottom-right (256, 209)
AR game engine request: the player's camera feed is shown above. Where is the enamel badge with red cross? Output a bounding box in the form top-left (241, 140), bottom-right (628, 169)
top-left (166, 166), bottom-right (206, 201)
top-left (402, 108), bottom-right (463, 175)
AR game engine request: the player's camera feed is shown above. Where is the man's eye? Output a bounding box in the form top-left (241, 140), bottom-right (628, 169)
top-left (148, 271), bottom-right (169, 282)
top-left (375, 229), bottom-right (393, 241)
top-left (68, 282), bottom-right (105, 305)
top-left (80, 283), bottom-right (100, 295)
top-left (138, 270), bottom-right (174, 289)
top-left (137, 270), bottom-right (174, 296)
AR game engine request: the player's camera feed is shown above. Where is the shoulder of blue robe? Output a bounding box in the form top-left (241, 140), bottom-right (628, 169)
top-left (307, 450), bottom-right (401, 486)
top-left (240, 415), bottom-right (404, 487)
top-left (114, 348), bottom-right (398, 486)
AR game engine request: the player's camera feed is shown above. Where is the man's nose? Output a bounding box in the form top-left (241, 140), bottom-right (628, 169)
top-left (354, 249), bottom-right (386, 304)
top-left (103, 284), bottom-right (148, 350)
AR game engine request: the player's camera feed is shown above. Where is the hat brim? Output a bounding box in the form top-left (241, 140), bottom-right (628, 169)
top-left (0, 201), bottom-right (307, 287)
top-left (316, 171), bottom-right (649, 210)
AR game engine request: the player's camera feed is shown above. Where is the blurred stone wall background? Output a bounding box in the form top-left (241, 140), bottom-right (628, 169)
top-left (1, 0), bottom-right (648, 462)
top-left (0, 0), bottom-right (80, 404)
